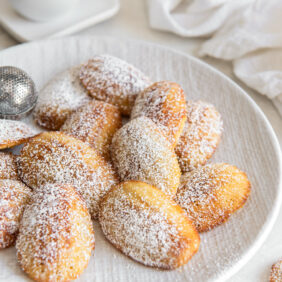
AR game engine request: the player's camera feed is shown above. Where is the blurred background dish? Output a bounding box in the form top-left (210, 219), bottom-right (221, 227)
top-left (10, 0), bottom-right (78, 22)
top-left (0, 0), bottom-right (120, 41)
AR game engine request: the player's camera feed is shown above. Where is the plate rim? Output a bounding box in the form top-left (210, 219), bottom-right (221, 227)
top-left (0, 36), bottom-right (281, 282)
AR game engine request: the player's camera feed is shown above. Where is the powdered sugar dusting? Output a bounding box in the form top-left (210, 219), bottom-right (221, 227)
top-left (0, 179), bottom-right (31, 248)
top-left (17, 132), bottom-right (118, 218)
top-left (175, 163), bottom-right (249, 232)
top-left (131, 81), bottom-right (187, 147)
top-left (0, 119), bottom-right (37, 149)
top-left (177, 163), bottom-right (232, 204)
top-left (16, 183), bottom-right (94, 281)
top-left (175, 100), bottom-right (223, 172)
top-left (33, 67), bottom-right (90, 130)
top-left (79, 55), bottom-right (151, 115)
top-left (270, 259), bottom-right (282, 282)
top-left (111, 117), bottom-right (181, 197)
top-left (99, 182), bottom-right (200, 269)
top-left (0, 152), bottom-right (19, 180)
top-left (61, 100), bottom-right (122, 159)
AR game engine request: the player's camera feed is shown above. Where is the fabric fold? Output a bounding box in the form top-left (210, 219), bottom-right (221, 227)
top-left (147, 0), bottom-right (252, 37)
top-left (147, 0), bottom-right (282, 116)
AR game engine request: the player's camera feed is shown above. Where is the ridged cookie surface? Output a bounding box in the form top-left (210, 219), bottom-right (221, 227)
top-left (175, 163), bottom-right (251, 232)
top-left (33, 67), bottom-right (90, 130)
top-left (175, 100), bottom-right (223, 172)
top-left (270, 259), bottom-right (282, 282)
top-left (79, 55), bottom-right (151, 115)
top-left (17, 131), bottom-right (118, 218)
top-left (61, 100), bottom-right (122, 159)
top-left (131, 81), bottom-right (187, 147)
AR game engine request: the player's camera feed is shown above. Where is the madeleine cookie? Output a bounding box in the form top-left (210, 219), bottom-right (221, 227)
top-left (111, 117), bottom-right (181, 197)
top-left (16, 183), bottom-right (94, 282)
top-left (175, 100), bottom-right (223, 172)
top-left (99, 181), bottom-right (200, 270)
top-left (0, 179), bottom-right (31, 248)
top-left (175, 163), bottom-right (251, 232)
top-left (0, 119), bottom-right (37, 149)
top-left (131, 81), bottom-right (187, 148)
top-left (270, 259), bottom-right (282, 282)
top-left (0, 152), bottom-right (19, 180)
top-left (61, 100), bottom-right (122, 159)
top-left (79, 55), bottom-right (151, 115)
top-left (33, 67), bottom-right (91, 130)
top-left (17, 131), bottom-right (118, 218)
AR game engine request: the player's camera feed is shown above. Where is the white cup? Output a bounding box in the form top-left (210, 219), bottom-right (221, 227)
top-left (10, 0), bottom-right (78, 22)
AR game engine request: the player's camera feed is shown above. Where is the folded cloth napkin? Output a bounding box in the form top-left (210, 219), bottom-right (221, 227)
top-left (147, 0), bottom-right (282, 115)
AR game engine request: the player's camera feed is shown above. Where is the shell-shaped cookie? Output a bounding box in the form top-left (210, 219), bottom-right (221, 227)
top-left (61, 100), bottom-right (122, 159)
top-left (16, 183), bottom-right (94, 282)
top-left (99, 181), bottom-right (200, 270)
top-left (175, 163), bottom-right (251, 232)
top-left (79, 55), bottom-right (151, 115)
top-left (0, 179), bottom-right (31, 248)
top-left (33, 67), bottom-right (91, 130)
top-left (0, 120), bottom-right (37, 149)
top-left (111, 117), bottom-right (181, 197)
top-left (270, 259), bottom-right (282, 282)
top-left (175, 100), bottom-right (223, 172)
top-left (17, 131), bottom-right (118, 218)
top-left (131, 81), bottom-right (187, 148)
top-left (0, 152), bottom-right (19, 180)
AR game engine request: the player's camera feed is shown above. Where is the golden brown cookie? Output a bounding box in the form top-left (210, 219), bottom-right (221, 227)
top-left (175, 163), bottom-right (251, 232)
top-left (33, 67), bottom-right (91, 130)
top-left (16, 183), bottom-right (94, 282)
top-left (0, 119), bottom-right (37, 149)
top-left (0, 152), bottom-right (19, 180)
top-left (0, 179), bottom-right (31, 248)
top-left (270, 259), bottom-right (282, 282)
top-left (99, 181), bottom-right (200, 270)
top-left (175, 100), bottom-right (223, 172)
top-left (17, 131), bottom-right (118, 218)
top-left (61, 100), bottom-right (122, 159)
top-left (79, 55), bottom-right (151, 115)
top-left (131, 81), bottom-right (187, 148)
top-left (111, 117), bottom-right (181, 197)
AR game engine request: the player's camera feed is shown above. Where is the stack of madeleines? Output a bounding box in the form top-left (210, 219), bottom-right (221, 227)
top-left (0, 54), bottom-right (251, 281)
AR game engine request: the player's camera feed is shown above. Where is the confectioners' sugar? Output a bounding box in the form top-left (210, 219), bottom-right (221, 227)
top-left (0, 119), bottom-right (36, 148)
top-left (17, 132), bottom-right (118, 218)
top-left (61, 100), bottom-right (122, 158)
top-left (16, 183), bottom-right (94, 281)
top-left (175, 100), bottom-right (223, 172)
top-left (0, 179), bottom-right (31, 248)
top-left (131, 81), bottom-right (187, 146)
top-left (111, 117), bottom-right (180, 197)
top-left (79, 55), bottom-right (151, 114)
top-left (99, 182), bottom-right (200, 269)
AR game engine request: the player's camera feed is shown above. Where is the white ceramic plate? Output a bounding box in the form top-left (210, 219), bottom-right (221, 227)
top-left (0, 0), bottom-right (119, 42)
top-left (0, 37), bottom-right (280, 282)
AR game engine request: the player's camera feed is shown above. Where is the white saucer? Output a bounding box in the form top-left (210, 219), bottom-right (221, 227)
top-left (0, 0), bottom-right (120, 42)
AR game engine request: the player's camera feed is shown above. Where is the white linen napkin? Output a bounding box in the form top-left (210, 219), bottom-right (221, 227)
top-left (147, 0), bottom-right (282, 115)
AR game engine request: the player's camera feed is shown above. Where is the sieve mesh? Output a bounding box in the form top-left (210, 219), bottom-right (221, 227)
top-left (0, 66), bottom-right (37, 119)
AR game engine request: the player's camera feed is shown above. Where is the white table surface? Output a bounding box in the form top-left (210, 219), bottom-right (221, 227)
top-left (0, 0), bottom-right (281, 281)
